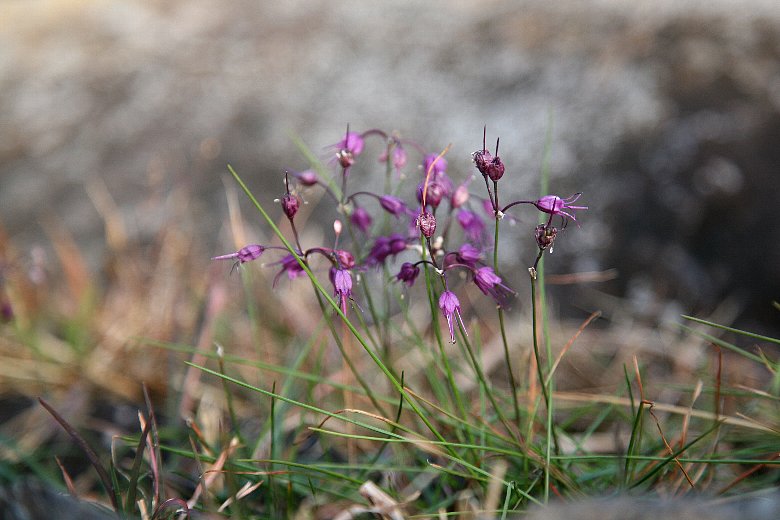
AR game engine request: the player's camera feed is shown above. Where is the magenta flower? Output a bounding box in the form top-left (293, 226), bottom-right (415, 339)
top-left (379, 143), bottom-right (407, 172)
top-left (212, 244), bottom-right (265, 268)
top-left (533, 193), bottom-right (588, 223)
top-left (473, 266), bottom-right (515, 307)
top-left (330, 267), bottom-right (353, 314)
top-left (395, 262), bottom-right (420, 286)
top-left (293, 169), bottom-right (319, 186)
top-left (438, 290), bottom-right (465, 343)
top-left (366, 234), bottom-right (407, 265)
top-left (423, 154), bottom-right (448, 176)
top-left (457, 209), bottom-right (485, 242)
top-left (457, 243), bottom-right (482, 267)
top-left (333, 131), bottom-right (365, 169)
top-left (451, 179), bottom-right (471, 209)
top-left (273, 253), bottom-right (306, 286)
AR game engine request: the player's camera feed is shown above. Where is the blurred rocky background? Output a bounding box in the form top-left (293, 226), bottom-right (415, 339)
top-left (2, 0), bottom-right (779, 334)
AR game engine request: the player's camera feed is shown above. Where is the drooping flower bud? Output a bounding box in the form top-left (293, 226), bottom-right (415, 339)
top-left (379, 195), bottom-right (407, 217)
top-left (395, 262), bottom-right (420, 286)
top-left (350, 206), bottom-right (372, 233)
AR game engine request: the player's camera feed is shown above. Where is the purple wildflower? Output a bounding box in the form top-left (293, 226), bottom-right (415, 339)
top-left (350, 206), bottom-right (373, 233)
top-left (423, 153), bottom-right (448, 176)
top-left (379, 143), bottom-right (407, 172)
top-left (473, 266), bottom-right (515, 307)
top-left (212, 244), bottom-right (265, 266)
top-left (293, 169), bottom-right (319, 186)
top-left (273, 253), bottom-right (306, 286)
top-left (395, 262), bottom-right (420, 286)
top-left (330, 267), bottom-right (353, 314)
top-left (533, 193), bottom-right (588, 223)
top-left (334, 131), bottom-right (365, 169)
top-left (438, 290), bottom-right (465, 343)
top-left (457, 209), bottom-right (485, 242)
top-left (366, 234), bottom-right (407, 265)
top-left (451, 180), bottom-right (471, 209)
top-left (457, 243), bottom-right (482, 267)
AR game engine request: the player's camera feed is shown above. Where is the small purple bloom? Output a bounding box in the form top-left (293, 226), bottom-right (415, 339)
top-left (333, 131), bottom-right (365, 169)
top-left (473, 266), bottom-right (515, 307)
top-left (339, 131), bottom-right (365, 156)
top-left (293, 169), bottom-right (319, 186)
top-left (379, 195), bottom-right (407, 217)
top-left (395, 262), bottom-right (420, 286)
top-left (350, 206), bottom-right (373, 233)
top-left (366, 234), bottom-right (406, 265)
top-left (330, 267), bottom-right (353, 314)
top-left (457, 243), bottom-right (482, 266)
top-left (273, 253), bottom-right (306, 286)
top-left (423, 154), bottom-right (448, 176)
top-left (534, 193), bottom-right (588, 223)
top-left (451, 181), bottom-right (470, 209)
top-left (379, 143), bottom-right (407, 172)
top-left (438, 290), bottom-right (465, 343)
top-left (212, 244), bottom-right (265, 264)
top-left (457, 209), bottom-right (485, 242)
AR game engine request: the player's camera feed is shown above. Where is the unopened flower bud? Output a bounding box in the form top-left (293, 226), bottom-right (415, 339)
top-left (350, 206), bottom-right (372, 233)
top-left (535, 224), bottom-right (558, 250)
top-left (417, 211), bottom-right (437, 238)
top-left (379, 195), bottom-right (407, 217)
top-left (395, 262), bottom-right (420, 286)
top-left (282, 193), bottom-right (300, 219)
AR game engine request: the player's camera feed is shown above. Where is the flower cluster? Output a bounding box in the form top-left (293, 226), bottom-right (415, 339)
top-left (213, 126), bottom-right (587, 342)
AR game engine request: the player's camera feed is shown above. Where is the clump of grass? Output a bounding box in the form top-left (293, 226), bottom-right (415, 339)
top-left (1, 127), bottom-right (778, 518)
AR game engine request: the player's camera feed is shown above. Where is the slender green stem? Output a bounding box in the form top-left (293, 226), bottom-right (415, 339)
top-left (493, 199), bottom-right (521, 429)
